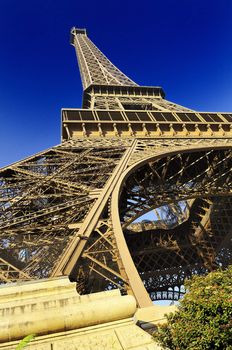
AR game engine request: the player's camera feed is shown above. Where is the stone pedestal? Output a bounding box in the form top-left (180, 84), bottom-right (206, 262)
top-left (0, 277), bottom-right (164, 349)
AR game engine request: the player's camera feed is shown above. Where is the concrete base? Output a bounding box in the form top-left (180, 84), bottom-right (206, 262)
top-left (135, 304), bottom-right (177, 332)
top-left (0, 318), bottom-right (162, 350)
top-left (0, 277), bottom-right (167, 349)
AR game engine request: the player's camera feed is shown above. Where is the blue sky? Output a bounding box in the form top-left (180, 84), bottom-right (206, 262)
top-left (0, 0), bottom-right (232, 167)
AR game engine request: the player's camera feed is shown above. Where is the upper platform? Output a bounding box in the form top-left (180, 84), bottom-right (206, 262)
top-left (62, 109), bottom-right (232, 139)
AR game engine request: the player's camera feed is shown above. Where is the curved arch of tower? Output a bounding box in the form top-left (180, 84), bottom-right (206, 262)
top-left (0, 27), bottom-right (232, 308)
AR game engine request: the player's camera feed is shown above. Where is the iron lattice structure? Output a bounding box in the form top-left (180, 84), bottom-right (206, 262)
top-left (0, 28), bottom-right (232, 307)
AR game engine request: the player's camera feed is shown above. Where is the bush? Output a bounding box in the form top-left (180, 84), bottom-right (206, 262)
top-left (153, 266), bottom-right (232, 349)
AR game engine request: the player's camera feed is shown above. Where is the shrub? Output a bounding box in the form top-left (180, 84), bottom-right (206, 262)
top-left (153, 266), bottom-right (232, 349)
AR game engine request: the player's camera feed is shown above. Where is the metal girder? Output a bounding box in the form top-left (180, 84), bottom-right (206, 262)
top-left (0, 256), bottom-right (31, 282)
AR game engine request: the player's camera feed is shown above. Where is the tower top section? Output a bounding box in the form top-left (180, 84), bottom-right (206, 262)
top-left (70, 27), bottom-right (137, 90)
top-left (70, 28), bottom-right (87, 37)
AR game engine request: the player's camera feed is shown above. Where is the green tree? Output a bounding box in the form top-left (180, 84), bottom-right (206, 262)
top-left (153, 266), bottom-right (232, 349)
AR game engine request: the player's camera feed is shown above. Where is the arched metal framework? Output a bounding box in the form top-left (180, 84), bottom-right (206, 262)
top-left (0, 28), bottom-right (231, 307)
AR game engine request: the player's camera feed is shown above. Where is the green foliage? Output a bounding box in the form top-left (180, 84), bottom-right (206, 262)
top-left (15, 334), bottom-right (36, 350)
top-left (153, 266), bottom-right (232, 349)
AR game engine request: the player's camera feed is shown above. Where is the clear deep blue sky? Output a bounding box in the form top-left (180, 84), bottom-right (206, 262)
top-left (0, 0), bottom-right (232, 167)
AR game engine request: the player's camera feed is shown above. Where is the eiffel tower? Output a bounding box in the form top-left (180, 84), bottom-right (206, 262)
top-left (1, 27), bottom-right (232, 308)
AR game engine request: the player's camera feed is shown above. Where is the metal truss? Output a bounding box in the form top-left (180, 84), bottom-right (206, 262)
top-left (0, 27), bottom-right (232, 307)
top-left (71, 28), bottom-right (137, 89)
top-left (0, 141), bottom-right (127, 282)
top-left (86, 90), bottom-right (193, 111)
top-left (121, 149), bottom-right (232, 226)
top-left (122, 155), bottom-right (232, 300)
top-left (74, 219), bottom-right (128, 294)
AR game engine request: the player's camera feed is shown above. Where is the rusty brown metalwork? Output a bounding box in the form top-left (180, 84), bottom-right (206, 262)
top-left (0, 27), bottom-right (232, 307)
